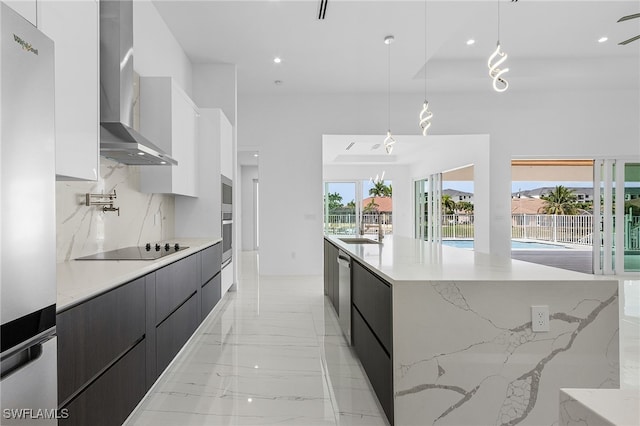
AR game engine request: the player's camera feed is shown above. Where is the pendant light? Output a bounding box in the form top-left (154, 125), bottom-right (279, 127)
top-left (383, 35), bottom-right (396, 154)
top-left (419, 0), bottom-right (433, 135)
top-left (487, 0), bottom-right (510, 92)
top-left (370, 171), bottom-right (385, 184)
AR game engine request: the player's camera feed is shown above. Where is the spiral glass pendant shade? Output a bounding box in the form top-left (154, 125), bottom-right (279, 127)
top-left (419, 100), bottom-right (433, 136)
top-left (488, 42), bottom-right (509, 92)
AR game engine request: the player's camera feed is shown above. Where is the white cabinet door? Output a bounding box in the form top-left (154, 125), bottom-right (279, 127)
top-left (4, 0), bottom-right (36, 26)
top-left (171, 86), bottom-right (198, 196)
top-left (39, 0), bottom-right (99, 181)
top-left (139, 77), bottom-right (198, 197)
top-left (220, 112), bottom-right (233, 179)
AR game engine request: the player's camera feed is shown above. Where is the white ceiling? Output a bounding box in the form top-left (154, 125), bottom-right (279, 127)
top-left (322, 134), bottom-right (437, 164)
top-left (153, 0), bottom-right (640, 94)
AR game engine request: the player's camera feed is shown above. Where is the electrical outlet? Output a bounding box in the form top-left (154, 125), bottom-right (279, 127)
top-left (531, 305), bottom-right (550, 332)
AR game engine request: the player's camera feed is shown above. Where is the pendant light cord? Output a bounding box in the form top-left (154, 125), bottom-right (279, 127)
top-left (424, 0), bottom-right (427, 98)
top-left (497, 0), bottom-right (501, 43)
top-left (388, 38), bottom-right (391, 131)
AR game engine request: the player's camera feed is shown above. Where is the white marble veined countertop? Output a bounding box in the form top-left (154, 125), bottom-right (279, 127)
top-left (325, 235), bottom-right (613, 285)
top-left (56, 238), bottom-right (221, 312)
top-left (560, 389), bottom-right (640, 426)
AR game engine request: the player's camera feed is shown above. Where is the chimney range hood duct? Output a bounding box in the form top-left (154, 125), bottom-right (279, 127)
top-left (99, 0), bottom-right (177, 166)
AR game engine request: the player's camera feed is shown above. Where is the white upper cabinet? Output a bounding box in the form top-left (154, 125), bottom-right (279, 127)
top-left (4, 0), bottom-right (36, 26)
top-left (220, 110), bottom-right (233, 179)
top-left (39, 0), bottom-right (99, 181)
top-left (139, 77), bottom-right (198, 197)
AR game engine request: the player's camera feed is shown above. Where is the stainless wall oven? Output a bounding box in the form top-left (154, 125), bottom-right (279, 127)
top-left (221, 175), bottom-right (232, 265)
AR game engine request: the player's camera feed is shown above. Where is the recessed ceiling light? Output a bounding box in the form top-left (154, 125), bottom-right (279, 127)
top-left (598, 36), bottom-right (608, 43)
top-left (160, 161), bottom-right (167, 165)
top-left (273, 57), bottom-right (282, 64)
top-left (253, 154), bottom-right (259, 157)
top-left (466, 39), bottom-right (476, 46)
top-left (137, 152), bottom-right (145, 156)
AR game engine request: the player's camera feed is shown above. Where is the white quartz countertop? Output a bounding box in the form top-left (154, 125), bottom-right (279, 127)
top-left (560, 389), bottom-right (640, 426)
top-left (326, 235), bottom-right (612, 285)
top-left (57, 238), bottom-right (221, 312)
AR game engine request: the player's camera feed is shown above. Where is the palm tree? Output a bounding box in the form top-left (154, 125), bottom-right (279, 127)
top-left (369, 181), bottom-right (392, 198)
top-left (441, 195), bottom-right (456, 214)
top-left (538, 185), bottom-right (578, 215)
top-left (324, 192), bottom-right (343, 212)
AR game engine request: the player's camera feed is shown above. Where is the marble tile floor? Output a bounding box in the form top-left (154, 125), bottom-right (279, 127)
top-left (126, 252), bottom-right (388, 426)
top-left (126, 251), bottom-right (640, 426)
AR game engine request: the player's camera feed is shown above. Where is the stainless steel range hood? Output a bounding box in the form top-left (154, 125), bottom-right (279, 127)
top-left (100, 0), bottom-right (177, 166)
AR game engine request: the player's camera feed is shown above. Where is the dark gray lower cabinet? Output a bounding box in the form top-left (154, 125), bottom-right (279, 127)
top-left (155, 254), bottom-right (198, 324)
top-left (201, 273), bottom-right (221, 320)
top-left (57, 277), bottom-right (146, 406)
top-left (323, 239), bottom-right (339, 313)
top-left (352, 261), bottom-right (392, 353)
top-left (156, 293), bottom-right (200, 374)
top-left (201, 243), bottom-right (222, 284)
top-left (58, 242), bottom-right (224, 425)
top-left (60, 341), bottom-right (146, 426)
top-left (353, 308), bottom-right (393, 424)
top-left (351, 259), bottom-right (394, 425)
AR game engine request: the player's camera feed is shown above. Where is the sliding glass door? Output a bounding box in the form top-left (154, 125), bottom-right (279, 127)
top-left (594, 159), bottom-right (640, 274)
top-left (415, 173), bottom-right (442, 243)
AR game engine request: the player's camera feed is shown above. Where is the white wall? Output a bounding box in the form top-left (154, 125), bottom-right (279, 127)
top-left (238, 88), bottom-right (638, 275)
top-left (240, 166), bottom-right (258, 251)
top-left (133, 0), bottom-right (193, 96)
top-left (193, 64), bottom-right (237, 126)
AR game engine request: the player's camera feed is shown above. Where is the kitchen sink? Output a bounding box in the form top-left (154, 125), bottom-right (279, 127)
top-left (338, 237), bottom-right (381, 244)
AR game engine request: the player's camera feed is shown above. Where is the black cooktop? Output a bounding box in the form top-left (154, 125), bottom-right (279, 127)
top-left (76, 243), bottom-right (188, 261)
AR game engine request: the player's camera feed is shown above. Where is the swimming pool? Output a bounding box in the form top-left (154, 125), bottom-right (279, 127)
top-left (442, 240), bottom-right (570, 250)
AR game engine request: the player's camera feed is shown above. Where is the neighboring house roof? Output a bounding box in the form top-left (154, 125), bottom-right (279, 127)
top-left (362, 196), bottom-right (392, 213)
top-left (511, 198), bottom-right (546, 214)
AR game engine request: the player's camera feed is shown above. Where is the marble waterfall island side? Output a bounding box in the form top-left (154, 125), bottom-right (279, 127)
top-left (326, 236), bottom-right (619, 426)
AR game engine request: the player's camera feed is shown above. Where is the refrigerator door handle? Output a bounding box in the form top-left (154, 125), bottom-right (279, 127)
top-left (1, 337), bottom-right (48, 380)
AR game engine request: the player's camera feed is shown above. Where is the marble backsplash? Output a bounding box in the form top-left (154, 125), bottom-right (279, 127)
top-left (56, 157), bottom-right (175, 263)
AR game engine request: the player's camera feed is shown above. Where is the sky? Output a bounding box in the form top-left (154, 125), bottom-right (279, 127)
top-left (325, 180), bottom-right (387, 205)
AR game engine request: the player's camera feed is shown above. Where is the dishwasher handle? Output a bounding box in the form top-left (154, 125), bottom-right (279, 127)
top-left (337, 254), bottom-right (351, 268)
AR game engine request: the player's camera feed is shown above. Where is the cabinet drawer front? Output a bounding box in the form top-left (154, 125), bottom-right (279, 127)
top-left (201, 273), bottom-right (221, 320)
top-left (353, 308), bottom-right (394, 425)
top-left (57, 277), bottom-right (145, 404)
top-left (156, 293), bottom-right (199, 376)
top-left (155, 254), bottom-right (198, 323)
top-left (352, 261), bottom-right (392, 353)
top-left (60, 340), bottom-right (146, 426)
top-left (201, 243), bottom-right (222, 284)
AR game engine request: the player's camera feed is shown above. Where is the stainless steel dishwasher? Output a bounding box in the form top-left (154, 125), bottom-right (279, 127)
top-left (337, 250), bottom-right (352, 345)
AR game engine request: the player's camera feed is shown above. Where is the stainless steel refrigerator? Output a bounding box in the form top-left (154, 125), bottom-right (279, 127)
top-left (1, 3), bottom-right (58, 424)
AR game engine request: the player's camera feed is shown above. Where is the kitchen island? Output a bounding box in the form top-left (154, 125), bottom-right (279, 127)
top-left (324, 235), bottom-right (619, 426)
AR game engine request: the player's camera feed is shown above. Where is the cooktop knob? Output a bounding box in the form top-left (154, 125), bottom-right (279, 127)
top-left (164, 243), bottom-right (170, 251)
top-left (145, 243), bottom-right (151, 251)
top-left (174, 243), bottom-right (180, 250)
top-left (155, 243), bottom-right (161, 251)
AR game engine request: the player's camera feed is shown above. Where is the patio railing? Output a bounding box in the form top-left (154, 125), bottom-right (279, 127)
top-left (325, 212), bottom-right (640, 248)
